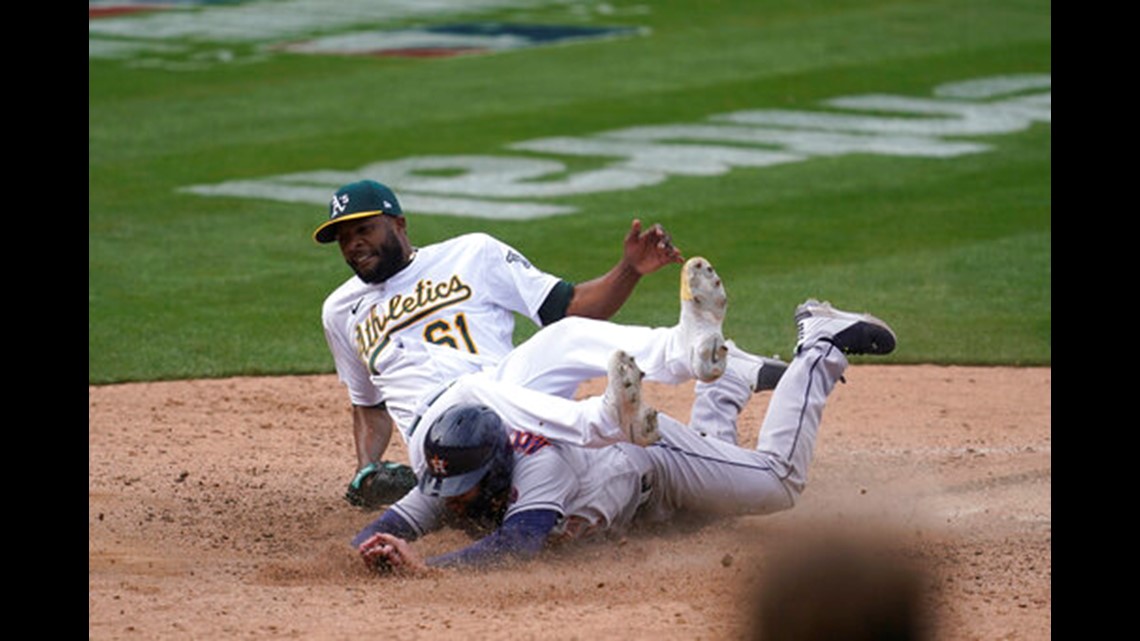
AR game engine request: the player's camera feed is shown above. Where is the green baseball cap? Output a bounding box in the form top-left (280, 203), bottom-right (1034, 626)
top-left (313, 179), bottom-right (404, 244)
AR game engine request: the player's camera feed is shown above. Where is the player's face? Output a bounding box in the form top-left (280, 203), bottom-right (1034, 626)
top-left (443, 484), bottom-right (481, 516)
top-left (336, 215), bottom-right (412, 284)
top-left (443, 476), bottom-right (509, 535)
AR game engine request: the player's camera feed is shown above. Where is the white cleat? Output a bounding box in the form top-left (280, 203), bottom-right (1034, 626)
top-left (795, 299), bottom-right (897, 355)
top-left (603, 350), bottom-right (660, 447)
top-left (679, 257), bottom-right (728, 383)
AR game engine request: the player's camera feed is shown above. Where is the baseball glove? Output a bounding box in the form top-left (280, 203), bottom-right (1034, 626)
top-left (345, 461), bottom-right (417, 510)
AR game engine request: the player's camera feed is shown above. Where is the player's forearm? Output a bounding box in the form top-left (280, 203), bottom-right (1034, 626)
top-left (565, 261), bottom-right (642, 320)
top-left (427, 510), bottom-right (559, 569)
top-left (353, 404), bottom-right (393, 467)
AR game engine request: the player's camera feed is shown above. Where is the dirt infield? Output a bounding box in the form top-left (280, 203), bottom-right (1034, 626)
top-left (89, 365), bottom-right (1050, 640)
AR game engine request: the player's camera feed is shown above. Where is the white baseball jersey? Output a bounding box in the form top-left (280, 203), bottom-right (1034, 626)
top-left (322, 233), bottom-right (562, 437)
top-left (402, 316), bottom-right (701, 477)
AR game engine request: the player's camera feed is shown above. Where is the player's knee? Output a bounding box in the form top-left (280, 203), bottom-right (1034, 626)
top-left (781, 488), bottom-right (800, 511)
top-left (755, 479), bottom-right (801, 514)
top-left (441, 376), bottom-right (479, 405)
top-left (781, 479), bottom-right (806, 510)
top-left (737, 475), bottom-right (799, 515)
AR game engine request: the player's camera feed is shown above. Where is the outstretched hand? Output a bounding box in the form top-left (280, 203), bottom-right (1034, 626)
top-left (358, 532), bottom-right (430, 576)
top-left (622, 219), bottom-right (683, 275)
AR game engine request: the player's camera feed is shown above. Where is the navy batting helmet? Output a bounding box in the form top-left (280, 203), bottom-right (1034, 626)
top-left (419, 404), bottom-right (513, 499)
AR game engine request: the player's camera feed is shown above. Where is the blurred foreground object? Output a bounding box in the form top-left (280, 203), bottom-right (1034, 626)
top-left (751, 530), bottom-right (934, 641)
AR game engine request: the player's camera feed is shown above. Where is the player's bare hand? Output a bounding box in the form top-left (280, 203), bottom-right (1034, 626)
top-left (357, 532), bottom-right (396, 573)
top-left (622, 219), bottom-right (683, 275)
top-left (359, 532), bottom-right (429, 576)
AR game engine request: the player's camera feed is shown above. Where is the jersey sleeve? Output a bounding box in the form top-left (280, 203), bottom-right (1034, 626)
top-left (477, 234), bottom-right (562, 327)
top-left (322, 296), bottom-right (384, 407)
top-left (426, 509), bottom-right (561, 568)
top-left (385, 487), bottom-right (448, 538)
top-left (351, 489), bottom-right (447, 549)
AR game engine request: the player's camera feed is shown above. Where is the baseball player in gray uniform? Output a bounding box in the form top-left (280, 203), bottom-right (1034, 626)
top-left (315, 179), bottom-right (683, 507)
top-left (352, 261), bottom-right (896, 573)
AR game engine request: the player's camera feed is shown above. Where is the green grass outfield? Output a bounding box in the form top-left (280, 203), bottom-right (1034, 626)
top-left (89, 0), bottom-right (1050, 384)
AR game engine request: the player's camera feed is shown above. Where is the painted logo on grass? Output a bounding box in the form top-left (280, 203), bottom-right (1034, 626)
top-left (89, 0), bottom-right (642, 69)
top-left (281, 23), bottom-right (645, 58)
top-left (180, 74), bottom-right (1051, 221)
top-left (89, 0), bottom-right (238, 19)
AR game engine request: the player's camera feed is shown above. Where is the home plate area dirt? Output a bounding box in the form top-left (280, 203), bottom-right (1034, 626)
top-left (89, 365), bottom-right (1050, 640)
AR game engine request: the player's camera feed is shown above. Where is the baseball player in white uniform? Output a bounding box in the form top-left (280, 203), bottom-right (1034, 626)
top-left (352, 261), bottom-right (897, 573)
top-left (337, 251), bottom-right (766, 482)
top-left (315, 179), bottom-right (683, 507)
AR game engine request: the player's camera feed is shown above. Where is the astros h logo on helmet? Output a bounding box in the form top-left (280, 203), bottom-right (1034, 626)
top-left (429, 455), bottom-right (449, 476)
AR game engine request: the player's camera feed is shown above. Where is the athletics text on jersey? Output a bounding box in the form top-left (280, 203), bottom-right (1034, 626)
top-left (322, 233), bottom-right (561, 433)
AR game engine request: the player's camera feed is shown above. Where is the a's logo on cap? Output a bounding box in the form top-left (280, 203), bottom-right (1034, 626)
top-left (383, 200), bottom-right (393, 210)
top-left (331, 193), bottom-right (349, 217)
top-left (429, 455), bottom-right (449, 476)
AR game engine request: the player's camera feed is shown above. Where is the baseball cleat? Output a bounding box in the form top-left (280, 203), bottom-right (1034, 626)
top-left (603, 350), bottom-right (660, 447)
top-left (794, 299), bottom-right (897, 355)
top-left (678, 257), bottom-right (728, 383)
top-left (724, 340), bottom-right (789, 392)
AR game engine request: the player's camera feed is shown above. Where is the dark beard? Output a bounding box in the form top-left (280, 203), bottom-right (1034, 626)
top-left (450, 489), bottom-right (509, 537)
top-left (351, 235), bottom-right (410, 284)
